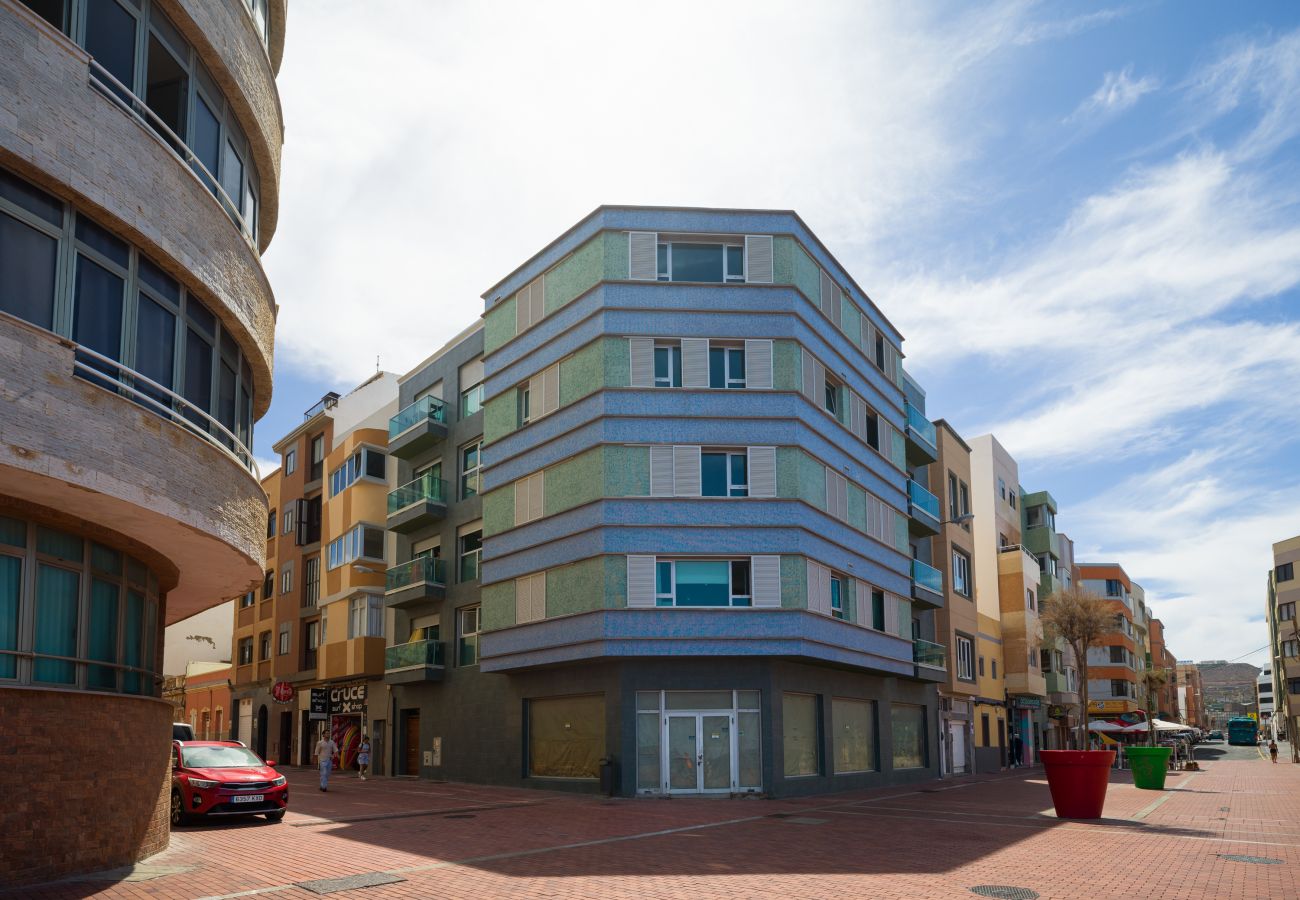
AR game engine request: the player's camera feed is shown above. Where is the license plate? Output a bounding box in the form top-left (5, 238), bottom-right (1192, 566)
top-left (230, 794), bottom-right (264, 803)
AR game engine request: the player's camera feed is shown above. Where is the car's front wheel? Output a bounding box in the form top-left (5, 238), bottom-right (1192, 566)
top-left (170, 790), bottom-right (188, 827)
top-left (264, 809), bottom-right (286, 822)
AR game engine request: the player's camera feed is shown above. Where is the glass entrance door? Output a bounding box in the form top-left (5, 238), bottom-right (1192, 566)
top-left (665, 713), bottom-right (733, 793)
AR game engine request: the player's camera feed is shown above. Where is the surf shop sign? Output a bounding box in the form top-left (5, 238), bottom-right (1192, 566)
top-left (330, 682), bottom-right (368, 715)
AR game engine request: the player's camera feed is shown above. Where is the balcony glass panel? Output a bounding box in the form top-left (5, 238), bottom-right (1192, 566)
top-left (387, 475), bottom-right (447, 514)
top-left (913, 639), bottom-right (946, 669)
top-left (389, 395), bottom-right (446, 439)
top-left (385, 556), bottom-right (446, 592)
top-left (904, 402), bottom-right (937, 449)
top-left (911, 558), bottom-right (943, 594)
top-left (907, 480), bottom-right (940, 519)
top-left (384, 639), bottom-right (445, 670)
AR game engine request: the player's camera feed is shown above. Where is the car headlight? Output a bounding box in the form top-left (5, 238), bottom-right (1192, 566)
top-left (189, 778), bottom-right (219, 789)
top-left (271, 775), bottom-right (286, 786)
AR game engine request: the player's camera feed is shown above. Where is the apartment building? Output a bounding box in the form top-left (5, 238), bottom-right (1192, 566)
top-left (1175, 661), bottom-right (1207, 728)
top-left (1268, 534), bottom-right (1300, 743)
top-left (1148, 617), bottom-right (1178, 719)
top-left (1076, 563), bottom-right (1144, 717)
top-left (230, 375), bottom-right (398, 768)
top-left (970, 435), bottom-right (1045, 764)
top-left (1021, 492), bottom-right (1078, 750)
top-left (381, 207), bottom-right (947, 797)
top-left (1257, 665), bottom-right (1276, 738)
top-left (0, 0), bottom-right (286, 884)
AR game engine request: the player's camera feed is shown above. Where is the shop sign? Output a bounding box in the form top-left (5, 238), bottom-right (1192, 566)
top-left (1048, 704), bottom-right (1068, 719)
top-left (330, 682), bottom-right (368, 715)
top-left (309, 688), bottom-right (329, 721)
top-left (271, 681), bottom-right (294, 704)
top-left (1013, 696), bottom-right (1041, 709)
top-left (1087, 699), bottom-right (1134, 714)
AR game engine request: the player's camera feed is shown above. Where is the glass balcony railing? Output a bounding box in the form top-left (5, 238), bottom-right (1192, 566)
top-left (908, 480), bottom-right (940, 519)
top-left (389, 395), bottom-right (446, 439)
top-left (385, 556), bottom-right (446, 592)
top-left (388, 475), bottom-right (447, 514)
top-left (385, 639), bottom-right (445, 670)
top-left (911, 558), bottom-right (943, 594)
top-left (913, 639), bottom-right (947, 669)
top-left (904, 402), bottom-right (938, 451)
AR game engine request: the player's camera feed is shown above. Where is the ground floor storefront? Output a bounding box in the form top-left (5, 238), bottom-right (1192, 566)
top-left (1008, 696), bottom-right (1048, 765)
top-left (938, 694), bottom-right (975, 776)
top-left (972, 698), bottom-right (1007, 772)
top-left (390, 658), bottom-right (939, 797)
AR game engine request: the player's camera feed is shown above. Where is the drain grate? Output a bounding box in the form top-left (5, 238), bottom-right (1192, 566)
top-left (970, 887), bottom-right (1040, 900)
top-left (296, 873), bottom-right (406, 894)
top-left (1218, 854), bottom-right (1283, 865)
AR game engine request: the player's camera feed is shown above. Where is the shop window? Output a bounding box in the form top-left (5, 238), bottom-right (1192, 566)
top-left (528, 694), bottom-right (605, 779)
top-left (832, 698), bottom-right (877, 774)
top-left (891, 704), bottom-right (927, 770)
top-left (782, 692), bottom-right (819, 777)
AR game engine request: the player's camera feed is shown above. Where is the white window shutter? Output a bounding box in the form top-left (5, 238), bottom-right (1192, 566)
top-left (824, 467), bottom-right (835, 517)
top-left (831, 286), bottom-right (843, 328)
top-left (681, 338), bottom-right (710, 388)
top-left (744, 235), bottom-right (773, 283)
top-left (532, 572), bottom-right (547, 621)
top-left (514, 478), bottom-right (529, 526)
top-left (850, 392), bottom-right (866, 441)
top-left (649, 446), bottom-right (674, 497)
top-left (836, 474), bottom-right (848, 521)
top-left (515, 285), bottom-right (530, 334)
top-left (747, 446), bottom-right (776, 498)
top-left (629, 232), bottom-right (658, 280)
top-left (531, 275), bottom-right (545, 325)
top-left (673, 445), bottom-right (701, 496)
top-left (744, 339), bottom-right (773, 389)
top-left (542, 362), bottom-right (560, 416)
top-left (801, 348), bottom-right (816, 400)
top-left (886, 344), bottom-right (901, 384)
top-left (813, 361), bottom-right (826, 412)
top-left (820, 270), bottom-right (836, 321)
top-left (527, 374), bottom-right (542, 418)
top-left (861, 318), bottom-right (874, 354)
top-left (627, 555), bottom-right (656, 608)
top-left (884, 590), bottom-right (900, 635)
top-left (751, 555), bottom-right (781, 607)
top-left (806, 560), bottom-right (829, 615)
top-left (529, 471), bottom-right (544, 522)
top-left (629, 337), bottom-right (655, 387)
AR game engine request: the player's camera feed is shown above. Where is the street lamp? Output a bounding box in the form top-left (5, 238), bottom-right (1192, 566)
top-left (940, 513), bottom-right (974, 527)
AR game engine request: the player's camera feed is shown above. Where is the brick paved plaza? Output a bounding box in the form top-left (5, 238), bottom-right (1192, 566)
top-left (12, 748), bottom-right (1299, 900)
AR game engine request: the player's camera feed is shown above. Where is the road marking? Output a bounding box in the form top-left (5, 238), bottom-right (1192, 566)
top-left (1133, 770), bottom-right (1202, 819)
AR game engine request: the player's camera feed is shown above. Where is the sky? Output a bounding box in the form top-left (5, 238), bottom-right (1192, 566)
top-left (257, 0), bottom-right (1300, 668)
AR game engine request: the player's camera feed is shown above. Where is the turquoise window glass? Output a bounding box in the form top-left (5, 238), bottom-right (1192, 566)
top-left (88, 578), bottom-right (120, 690)
top-left (122, 589), bottom-right (143, 694)
top-left (872, 589), bottom-right (885, 631)
top-left (0, 516), bottom-right (24, 548)
top-left (656, 561), bottom-right (672, 605)
top-left (91, 543), bottom-right (122, 574)
top-left (726, 245), bottom-right (744, 281)
top-left (670, 244), bottom-right (724, 282)
top-left (37, 527), bottom-right (82, 562)
top-left (831, 577), bottom-right (843, 619)
top-left (729, 454), bottom-right (747, 497)
top-left (674, 561), bottom-right (729, 607)
top-left (0, 555), bottom-right (19, 679)
top-left (33, 564), bottom-right (79, 684)
top-left (701, 453), bottom-right (728, 497)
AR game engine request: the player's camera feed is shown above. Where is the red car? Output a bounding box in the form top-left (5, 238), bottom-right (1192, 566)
top-left (171, 741), bottom-right (288, 826)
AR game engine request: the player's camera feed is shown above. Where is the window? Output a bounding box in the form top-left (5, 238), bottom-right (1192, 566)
top-left (1290, 679), bottom-right (1300, 695)
top-left (824, 373), bottom-right (842, 417)
top-left (459, 528), bottom-right (483, 583)
top-left (830, 575), bottom-right (845, 620)
top-left (237, 637), bottom-right (253, 666)
top-left (1026, 588), bottom-right (1035, 611)
top-left (871, 588), bottom-right (885, 631)
top-left (952, 549), bottom-right (971, 597)
top-left (1105, 579), bottom-right (1123, 597)
top-left (309, 434), bottom-right (325, 482)
top-left (280, 565), bottom-right (293, 595)
top-left (282, 505), bottom-right (294, 535)
top-left (979, 656), bottom-right (985, 676)
top-left (330, 447), bottom-right (387, 495)
top-left (992, 660), bottom-right (998, 679)
top-left (956, 636), bottom-right (975, 681)
top-left (948, 473), bottom-right (959, 520)
top-left (277, 622), bottom-right (290, 656)
top-left (1279, 562), bottom-right (1295, 582)
top-left (239, 591), bottom-right (254, 609)
top-left (783, 693), bottom-right (819, 777)
top-left (656, 241), bottom-right (744, 283)
top-left (529, 695), bottom-right (604, 779)
top-left (1040, 649), bottom-right (1052, 672)
top-left (302, 620), bottom-right (320, 669)
top-left (1111, 679), bottom-right (1130, 698)
top-left (1280, 602), bottom-right (1296, 622)
top-left (262, 570), bottom-right (273, 601)
top-left (259, 631), bottom-right (271, 661)
top-left (303, 556), bottom-right (320, 608)
top-left (348, 594), bottom-right (383, 639)
top-left (460, 358), bottom-right (484, 418)
top-left (701, 451), bottom-right (748, 497)
top-left (284, 449), bottom-right (296, 476)
top-left (959, 482), bottom-right (970, 521)
top-left (832, 698), bottom-right (877, 774)
top-left (518, 383), bottom-right (531, 424)
top-left (891, 704), bottom-right (927, 769)
top-left (1109, 646), bottom-right (1127, 664)
top-left (514, 471), bottom-right (545, 525)
top-left (654, 343), bottom-right (682, 387)
top-left (460, 440), bottom-right (482, 499)
top-left (266, 510), bottom-right (276, 539)
top-left (1009, 490), bottom-right (1017, 510)
top-left (326, 524), bottom-right (385, 570)
top-left (655, 560), bottom-right (752, 607)
top-left (1282, 639), bottom-right (1299, 658)
top-left (458, 605), bottom-right (481, 666)
top-left (708, 345), bottom-right (746, 389)
top-left (297, 496), bottom-right (322, 546)
top-left (998, 477), bottom-right (1006, 500)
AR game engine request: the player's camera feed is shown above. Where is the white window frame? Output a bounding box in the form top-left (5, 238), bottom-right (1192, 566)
top-left (458, 605), bottom-right (481, 666)
top-left (282, 504), bottom-right (294, 535)
top-left (653, 559), bottom-right (752, 608)
top-left (326, 523), bottom-right (385, 571)
top-left (655, 241), bottom-right (745, 283)
top-left (348, 594), bottom-right (383, 639)
top-left (709, 343), bottom-right (747, 389)
top-left (460, 439), bottom-right (483, 499)
top-left (654, 342), bottom-right (682, 388)
top-left (277, 622), bottom-right (290, 656)
top-left (283, 448), bottom-right (296, 475)
top-left (329, 446), bottom-right (387, 496)
top-left (956, 636), bottom-right (975, 680)
top-left (701, 449), bottom-right (749, 498)
top-left (280, 563), bottom-right (293, 595)
top-left (952, 549), bottom-right (971, 597)
top-left (830, 574), bottom-right (845, 620)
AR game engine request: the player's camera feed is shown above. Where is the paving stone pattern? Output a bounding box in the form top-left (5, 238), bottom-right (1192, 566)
top-left (11, 754), bottom-right (1300, 900)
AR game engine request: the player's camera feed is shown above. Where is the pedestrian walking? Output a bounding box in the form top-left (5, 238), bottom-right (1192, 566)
top-left (1011, 732), bottom-right (1024, 768)
top-left (358, 734), bottom-right (371, 781)
top-left (1269, 739), bottom-right (1279, 764)
top-left (314, 729), bottom-right (339, 792)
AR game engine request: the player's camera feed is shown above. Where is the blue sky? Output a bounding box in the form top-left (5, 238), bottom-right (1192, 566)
top-left (257, 1), bottom-right (1300, 666)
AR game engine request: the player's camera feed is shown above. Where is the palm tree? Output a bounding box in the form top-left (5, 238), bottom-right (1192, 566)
top-left (1139, 667), bottom-right (1171, 747)
top-left (1040, 584), bottom-right (1115, 750)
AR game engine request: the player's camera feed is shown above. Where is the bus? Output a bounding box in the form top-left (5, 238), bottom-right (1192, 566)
top-left (1226, 717), bottom-right (1259, 746)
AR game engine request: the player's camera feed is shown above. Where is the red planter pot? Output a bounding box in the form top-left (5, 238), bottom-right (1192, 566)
top-left (1040, 750), bottom-right (1116, 819)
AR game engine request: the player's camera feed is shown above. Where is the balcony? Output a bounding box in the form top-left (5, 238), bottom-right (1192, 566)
top-left (910, 558), bottom-right (944, 609)
top-left (913, 638), bottom-right (947, 682)
top-left (383, 639), bottom-right (446, 685)
top-left (385, 556), bottom-right (447, 609)
top-left (904, 402), bottom-right (938, 466)
top-left (387, 476), bottom-right (448, 533)
top-left (389, 396), bottom-right (448, 459)
top-left (907, 479), bottom-right (940, 536)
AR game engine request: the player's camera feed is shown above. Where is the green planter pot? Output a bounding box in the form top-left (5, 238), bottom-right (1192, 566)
top-left (1126, 746), bottom-right (1172, 790)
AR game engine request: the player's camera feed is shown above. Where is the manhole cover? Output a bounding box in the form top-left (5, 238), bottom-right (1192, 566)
top-left (297, 873), bottom-right (406, 894)
top-left (1218, 854), bottom-right (1283, 865)
top-left (444, 814), bottom-right (476, 819)
top-left (970, 887), bottom-right (1040, 900)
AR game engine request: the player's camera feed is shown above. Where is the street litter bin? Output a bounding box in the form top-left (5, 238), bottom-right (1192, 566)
top-left (598, 757), bottom-right (616, 796)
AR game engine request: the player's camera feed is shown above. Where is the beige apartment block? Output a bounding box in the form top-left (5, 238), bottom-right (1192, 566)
top-left (1270, 535), bottom-right (1300, 746)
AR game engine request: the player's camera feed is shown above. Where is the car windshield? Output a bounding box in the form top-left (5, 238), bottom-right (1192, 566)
top-left (181, 746), bottom-right (265, 768)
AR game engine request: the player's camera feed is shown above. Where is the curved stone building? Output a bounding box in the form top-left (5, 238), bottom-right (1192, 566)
top-left (0, 0), bottom-right (285, 884)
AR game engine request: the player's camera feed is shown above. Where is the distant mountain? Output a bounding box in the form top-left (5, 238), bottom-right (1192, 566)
top-left (1196, 662), bottom-right (1261, 686)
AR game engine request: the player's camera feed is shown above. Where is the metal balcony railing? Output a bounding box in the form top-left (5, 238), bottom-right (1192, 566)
top-left (387, 475), bottom-right (447, 514)
top-left (913, 639), bottom-right (947, 669)
top-left (384, 639), bottom-right (445, 670)
top-left (907, 480), bottom-right (940, 519)
top-left (904, 401), bottom-right (937, 452)
top-left (389, 395), bottom-right (447, 440)
top-left (911, 558), bottom-right (943, 594)
top-left (385, 556), bottom-right (446, 592)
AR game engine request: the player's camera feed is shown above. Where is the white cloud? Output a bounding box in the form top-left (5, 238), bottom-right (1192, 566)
top-left (1066, 66), bottom-right (1159, 122)
top-left (1187, 29), bottom-right (1300, 161)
